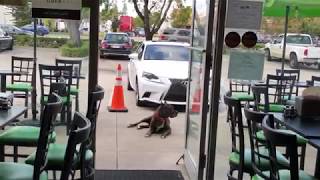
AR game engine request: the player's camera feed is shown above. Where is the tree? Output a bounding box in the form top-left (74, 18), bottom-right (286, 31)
top-left (9, 1), bottom-right (32, 27)
top-left (101, 5), bottom-right (119, 22)
top-left (171, 6), bottom-right (192, 28)
top-left (131, 0), bottom-right (176, 40)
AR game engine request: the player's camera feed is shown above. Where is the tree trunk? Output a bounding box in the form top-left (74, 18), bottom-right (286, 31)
top-left (66, 20), bottom-right (81, 47)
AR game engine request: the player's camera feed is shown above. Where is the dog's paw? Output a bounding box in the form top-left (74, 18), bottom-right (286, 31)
top-left (145, 133), bottom-right (152, 137)
top-left (127, 124), bottom-right (135, 128)
top-left (160, 135), bottom-right (166, 139)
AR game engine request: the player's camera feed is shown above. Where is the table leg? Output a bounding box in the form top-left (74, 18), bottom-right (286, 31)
top-left (0, 75), bottom-right (5, 92)
top-left (315, 150), bottom-right (320, 178)
top-left (0, 145), bottom-right (4, 162)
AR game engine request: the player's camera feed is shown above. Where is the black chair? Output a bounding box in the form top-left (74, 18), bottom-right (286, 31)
top-left (224, 93), bottom-right (255, 179)
top-left (251, 115), bottom-right (316, 180)
top-left (276, 69), bottom-right (300, 96)
top-left (6, 56), bottom-right (34, 118)
top-left (0, 93), bottom-right (62, 180)
top-left (311, 76), bottom-right (320, 86)
top-left (39, 64), bottom-right (73, 134)
top-left (25, 85), bottom-right (105, 180)
top-left (56, 59), bottom-right (82, 112)
top-left (229, 79), bottom-right (254, 102)
top-left (60, 112), bottom-right (91, 180)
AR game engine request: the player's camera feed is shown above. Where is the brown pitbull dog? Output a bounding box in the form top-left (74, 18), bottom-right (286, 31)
top-left (127, 103), bottom-right (178, 138)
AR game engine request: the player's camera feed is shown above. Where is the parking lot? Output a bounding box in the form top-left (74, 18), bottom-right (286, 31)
top-left (0, 46), bottom-right (319, 178)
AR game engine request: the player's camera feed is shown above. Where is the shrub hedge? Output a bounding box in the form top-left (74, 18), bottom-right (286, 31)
top-left (60, 41), bottom-right (89, 57)
top-left (14, 35), bottom-right (68, 48)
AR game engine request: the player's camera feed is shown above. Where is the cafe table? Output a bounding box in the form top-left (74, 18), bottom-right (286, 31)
top-left (0, 106), bottom-right (27, 161)
top-left (0, 70), bottom-right (28, 92)
top-left (273, 113), bottom-right (320, 178)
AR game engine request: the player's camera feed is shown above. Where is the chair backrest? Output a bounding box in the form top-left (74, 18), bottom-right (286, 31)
top-left (262, 115), bottom-right (299, 180)
top-left (229, 79), bottom-right (251, 94)
top-left (311, 76), bottom-right (320, 87)
top-left (276, 69), bottom-right (300, 96)
top-left (224, 93), bottom-right (245, 172)
top-left (11, 56), bottom-right (34, 84)
top-left (56, 59), bottom-right (82, 89)
top-left (33, 93), bottom-right (62, 180)
top-left (244, 106), bottom-right (274, 179)
top-left (251, 85), bottom-right (269, 112)
top-left (80, 85), bottom-right (104, 178)
top-left (60, 112), bottom-right (91, 180)
top-left (39, 64), bottom-right (73, 104)
top-left (266, 74), bottom-right (296, 104)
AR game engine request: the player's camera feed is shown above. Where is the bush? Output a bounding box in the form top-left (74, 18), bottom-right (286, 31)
top-left (60, 41), bottom-right (89, 57)
top-left (14, 35), bottom-right (68, 48)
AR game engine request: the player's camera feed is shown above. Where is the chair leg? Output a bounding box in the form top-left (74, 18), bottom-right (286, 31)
top-left (24, 91), bottom-right (28, 118)
top-left (61, 105), bottom-right (66, 124)
top-left (0, 145), bottom-right (4, 162)
top-left (66, 104), bottom-right (72, 135)
top-left (13, 146), bottom-right (18, 162)
top-left (53, 170), bottom-right (57, 180)
top-left (300, 144), bottom-right (306, 170)
top-left (75, 94), bottom-right (79, 112)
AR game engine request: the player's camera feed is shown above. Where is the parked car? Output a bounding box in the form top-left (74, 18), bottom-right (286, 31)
top-left (159, 28), bottom-right (191, 43)
top-left (100, 32), bottom-right (133, 58)
top-left (0, 28), bottom-right (13, 51)
top-left (20, 24), bottom-right (49, 36)
top-left (134, 27), bottom-right (145, 37)
top-left (265, 33), bottom-right (320, 69)
top-left (127, 41), bottom-right (190, 106)
top-left (0, 24), bottom-right (33, 36)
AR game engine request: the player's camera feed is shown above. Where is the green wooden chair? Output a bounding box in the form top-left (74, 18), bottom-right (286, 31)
top-left (0, 93), bottom-right (62, 180)
top-left (229, 79), bottom-right (254, 102)
top-left (56, 59), bottom-right (82, 112)
top-left (252, 115), bottom-right (316, 180)
top-left (6, 56), bottom-right (34, 118)
top-left (224, 93), bottom-right (289, 180)
top-left (26, 85), bottom-right (105, 180)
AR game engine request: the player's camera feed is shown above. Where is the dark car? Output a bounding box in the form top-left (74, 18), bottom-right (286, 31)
top-left (0, 24), bottom-right (33, 36)
top-left (134, 27), bottom-right (145, 37)
top-left (21, 24), bottom-right (49, 36)
top-left (0, 28), bottom-right (13, 51)
top-left (100, 32), bottom-right (133, 58)
top-left (159, 28), bottom-right (191, 43)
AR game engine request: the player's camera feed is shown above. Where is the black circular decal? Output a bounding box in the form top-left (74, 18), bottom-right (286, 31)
top-left (242, 31), bottom-right (258, 48)
top-left (225, 32), bottom-right (241, 48)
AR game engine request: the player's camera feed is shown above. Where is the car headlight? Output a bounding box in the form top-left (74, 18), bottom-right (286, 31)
top-left (142, 72), bottom-right (163, 83)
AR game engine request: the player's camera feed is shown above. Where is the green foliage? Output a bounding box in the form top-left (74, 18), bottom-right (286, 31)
top-left (43, 19), bottom-right (56, 32)
top-left (14, 35), bottom-right (69, 48)
top-left (9, 1), bottom-right (32, 26)
top-left (60, 41), bottom-right (89, 57)
top-left (134, 17), bottom-right (144, 27)
top-left (101, 5), bottom-right (119, 22)
top-left (171, 6), bottom-right (192, 28)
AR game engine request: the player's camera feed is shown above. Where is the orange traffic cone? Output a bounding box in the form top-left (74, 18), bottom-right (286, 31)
top-left (108, 64), bottom-right (128, 112)
top-left (191, 87), bottom-right (201, 113)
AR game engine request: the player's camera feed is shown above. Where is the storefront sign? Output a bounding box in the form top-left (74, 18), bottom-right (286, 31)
top-left (32, 0), bottom-right (81, 20)
top-left (228, 50), bottom-right (264, 80)
top-left (226, 0), bottom-right (263, 30)
top-left (0, 0), bottom-right (24, 6)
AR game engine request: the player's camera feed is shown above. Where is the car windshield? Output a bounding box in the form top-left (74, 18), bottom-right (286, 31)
top-left (287, 35), bottom-right (312, 44)
top-left (105, 34), bottom-right (129, 43)
top-left (144, 45), bottom-right (190, 61)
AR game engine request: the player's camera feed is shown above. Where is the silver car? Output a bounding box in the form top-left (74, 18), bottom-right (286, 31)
top-left (159, 28), bottom-right (191, 43)
top-left (0, 28), bottom-right (13, 51)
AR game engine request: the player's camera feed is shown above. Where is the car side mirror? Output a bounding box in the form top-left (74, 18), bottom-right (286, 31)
top-left (129, 53), bottom-right (138, 60)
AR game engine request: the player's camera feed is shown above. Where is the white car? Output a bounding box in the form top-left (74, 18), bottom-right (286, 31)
top-left (127, 41), bottom-right (190, 106)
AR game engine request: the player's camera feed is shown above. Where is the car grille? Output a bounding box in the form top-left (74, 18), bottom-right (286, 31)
top-left (164, 79), bottom-right (188, 102)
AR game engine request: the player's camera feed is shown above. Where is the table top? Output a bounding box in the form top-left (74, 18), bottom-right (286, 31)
top-left (0, 106), bottom-right (27, 128)
top-left (0, 70), bottom-right (28, 76)
top-left (273, 113), bottom-right (320, 139)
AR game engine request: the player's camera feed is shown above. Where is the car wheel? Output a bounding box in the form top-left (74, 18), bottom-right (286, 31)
top-left (7, 41), bottom-right (13, 50)
top-left (265, 48), bottom-right (271, 61)
top-left (135, 79), bottom-right (144, 106)
top-left (289, 53), bottom-right (299, 69)
top-left (37, 31), bottom-right (44, 36)
top-left (127, 76), bottom-right (133, 91)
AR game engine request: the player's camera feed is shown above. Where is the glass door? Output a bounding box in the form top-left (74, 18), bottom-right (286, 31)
top-left (184, 0), bottom-right (210, 179)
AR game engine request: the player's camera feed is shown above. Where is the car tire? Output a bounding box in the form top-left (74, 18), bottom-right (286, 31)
top-left (127, 76), bottom-right (133, 91)
top-left (265, 48), bottom-right (271, 61)
top-left (135, 79), bottom-right (144, 106)
top-left (7, 41), bottom-right (13, 50)
top-left (289, 53), bottom-right (299, 69)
